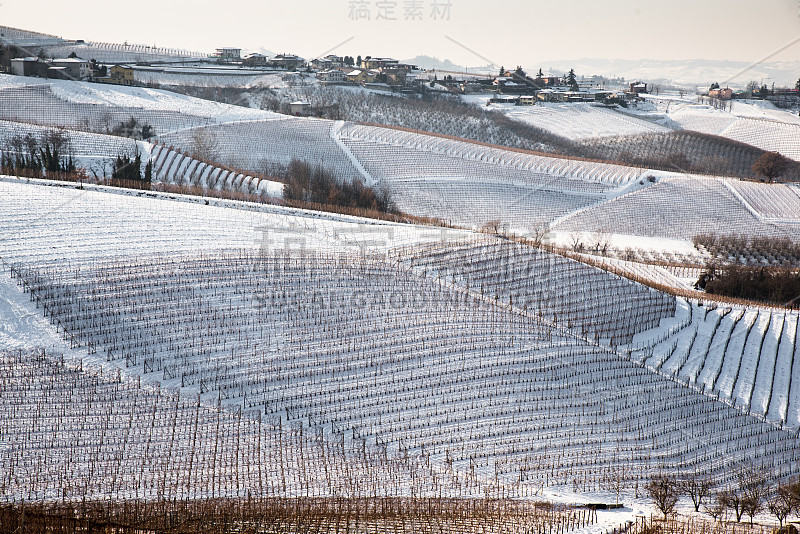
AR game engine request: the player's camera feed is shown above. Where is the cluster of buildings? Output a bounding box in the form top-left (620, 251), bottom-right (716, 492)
top-left (477, 73), bottom-right (649, 105)
top-left (9, 56), bottom-right (134, 85)
top-left (314, 56), bottom-right (421, 89)
top-left (214, 49), bottom-right (422, 90)
top-left (7, 42), bottom-right (662, 107)
top-left (214, 48), bottom-right (306, 70)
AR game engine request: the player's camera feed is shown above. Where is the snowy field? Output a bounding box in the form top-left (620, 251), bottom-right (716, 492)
top-left (2, 181), bottom-right (800, 506)
top-left (633, 301), bottom-right (800, 430)
top-left (488, 100), bottom-right (671, 141)
top-left (646, 97), bottom-right (800, 162)
top-left (554, 176), bottom-right (800, 242)
top-left (0, 75), bottom-right (278, 135)
top-left (158, 118), bottom-right (367, 183)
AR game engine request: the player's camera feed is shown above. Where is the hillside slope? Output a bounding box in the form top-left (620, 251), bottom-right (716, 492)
top-left (2, 181), bottom-right (800, 503)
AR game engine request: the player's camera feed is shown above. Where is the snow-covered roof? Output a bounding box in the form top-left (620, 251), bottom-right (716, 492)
top-left (290, 101), bottom-right (310, 106)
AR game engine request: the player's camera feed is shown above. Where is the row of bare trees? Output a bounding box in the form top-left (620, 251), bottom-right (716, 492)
top-left (647, 466), bottom-right (800, 527)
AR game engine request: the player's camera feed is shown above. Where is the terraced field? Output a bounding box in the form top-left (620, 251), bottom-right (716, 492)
top-left (2, 181), bottom-right (800, 507)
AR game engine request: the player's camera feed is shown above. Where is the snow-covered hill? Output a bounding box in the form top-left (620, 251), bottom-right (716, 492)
top-left (646, 97), bottom-right (800, 162)
top-left (479, 100), bottom-right (672, 141)
top-left (2, 180), bottom-right (800, 505)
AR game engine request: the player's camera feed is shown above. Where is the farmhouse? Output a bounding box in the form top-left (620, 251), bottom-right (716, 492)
top-left (9, 57), bottom-right (47, 77)
top-left (537, 75), bottom-right (561, 86)
top-left (709, 87), bottom-right (733, 100)
top-left (108, 64), bottom-right (134, 85)
top-left (270, 54), bottom-right (306, 70)
top-left (10, 56), bottom-right (91, 80)
top-left (289, 101), bottom-right (311, 116)
top-left (317, 69), bottom-right (346, 84)
top-left (242, 53), bottom-right (267, 67)
top-left (342, 68), bottom-right (377, 84)
top-left (493, 76), bottom-right (532, 94)
top-left (361, 57), bottom-right (399, 70)
top-left (215, 47), bottom-right (241, 62)
top-left (629, 82), bottom-right (648, 95)
top-left (50, 57), bottom-right (91, 80)
top-left (311, 55), bottom-right (345, 70)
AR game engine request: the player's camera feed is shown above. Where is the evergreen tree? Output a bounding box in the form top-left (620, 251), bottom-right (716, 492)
top-left (112, 153), bottom-right (143, 181)
top-left (534, 68), bottom-right (544, 87)
top-left (140, 123), bottom-right (154, 139)
top-left (796, 77), bottom-right (799, 91)
top-left (499, 65), bottom-right (505, 77)
top-left (566, 68), bottom-right (578, 91)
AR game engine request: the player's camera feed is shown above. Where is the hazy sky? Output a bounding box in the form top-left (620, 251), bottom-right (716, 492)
top-left (2, 0), bottom-right (799, 68)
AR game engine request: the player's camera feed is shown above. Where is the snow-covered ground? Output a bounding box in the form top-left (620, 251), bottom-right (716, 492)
top-left (5, 75), bottom-right (795, 260)
top-left (642, 96), bottom-right (800, 162)
top-left (0, 74), bottom-right (279, 135)
top-left (3, 179), bottom-right (800, 514)
top-left (481, 99), bottom-right (672, 141)
top-left (632, 298), bottom-right (800, 430)
top-left (554, 175), bottom-right (800, 242)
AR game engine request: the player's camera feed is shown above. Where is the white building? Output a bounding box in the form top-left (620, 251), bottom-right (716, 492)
top-left (289, 101), bottom-right (311, 116)
top-left (215, 47), bottom-right (242, 62)
top-left (51, 57), bottom-right (92, 80)
top-left (317, 69), bottom-right (345, 84)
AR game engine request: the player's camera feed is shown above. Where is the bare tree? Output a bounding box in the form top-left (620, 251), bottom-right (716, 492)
top-left (569, 232), bottom-right (584, 253)
top-left (591, 229), bottom-right (611, 256)
top-left (768, 486), bottom-right (795, 528)
top-left (527, 223), bottom-right (551, 248)
top-left (718, 489), bottom-right (746, 523)
top-left (752, 151), bottom-right (790, 183)
top-left (601, 465), bottom-right (628, 505)
top-left (737, 464), bottom-right (770, 525)
top-left (787, 478), bottom-right (800, 510)
top-left (704, 496), bottom-right (727, 522)
top-left (646, 474), bottom-right (681, 519)
top-left (191, 128), bottom-right (220, 163)
top-left (97, 110), bottom-right (113, 133)
top-left (682, 472), bottom-right (714, 512)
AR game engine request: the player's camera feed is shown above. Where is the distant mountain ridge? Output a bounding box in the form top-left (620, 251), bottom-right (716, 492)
top-left (538, 58), bottom-right (800, 88)
top-left (404, 55), bottom-right (800, 88)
